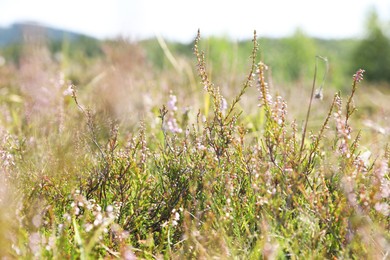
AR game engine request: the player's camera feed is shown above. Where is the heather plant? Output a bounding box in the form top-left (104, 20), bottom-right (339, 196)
top-left (0, 29), bottom-right (388, 259)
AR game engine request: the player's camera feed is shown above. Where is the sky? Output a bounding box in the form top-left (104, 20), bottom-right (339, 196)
top-left (0, 0), bottom-right (389, 42)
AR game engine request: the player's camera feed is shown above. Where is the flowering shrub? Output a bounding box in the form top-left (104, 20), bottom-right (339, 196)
top-left (0, 31), bottom-right (388, 259)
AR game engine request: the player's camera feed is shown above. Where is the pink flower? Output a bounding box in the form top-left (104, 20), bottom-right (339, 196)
top-left (167, 94), bottom-right (178, 111)
top-left (353, 69), bottom-right (365, 83)
top-left (220, 97), bottom-right (228, 113)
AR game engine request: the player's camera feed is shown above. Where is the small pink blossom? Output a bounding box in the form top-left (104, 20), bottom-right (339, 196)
top-left (353, 69), bottom-right (365, 83)
top-left (220, 97), bottom-right (228, 113)
top-left (166, 117), bottom-right (182, 133)
top-left (167, 94), bottom-right (178, 111)
top-left (374, 202), bottom-right (389, 216)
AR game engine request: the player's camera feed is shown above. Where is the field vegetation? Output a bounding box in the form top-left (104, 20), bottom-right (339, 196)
top-left (0, 13), bottom-right (389, 259)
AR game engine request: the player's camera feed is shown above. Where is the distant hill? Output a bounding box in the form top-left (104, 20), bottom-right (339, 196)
top-left (0, 22), bottom-right (98, 47)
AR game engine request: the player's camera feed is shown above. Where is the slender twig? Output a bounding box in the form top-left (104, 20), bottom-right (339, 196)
top-left (224, 30), bottom-right (258, 120)
top-left (71, 85), bottom-right (108, 165)
top-left (315, 56), bottom-right (328, 99)
top-left (299, 56), bottom-right (328, 161)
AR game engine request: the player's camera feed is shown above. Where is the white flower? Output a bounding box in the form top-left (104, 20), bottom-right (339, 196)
top-left (63, 85), bottom-right (74, 96)
top-left (94, 213), bottom-right (103, 226)
top-left (359, 150), bottom-right (371, 166)
top-left (174, 212), bottom-right (180, 221)
top-left (85, 223), bottom-right (94, 232)
top-left (106, 205), bottom-right (114, 213)
top-left (197, 142), bottom-right (206, 151)
top-left (220, 97), bottom-right (228, 113)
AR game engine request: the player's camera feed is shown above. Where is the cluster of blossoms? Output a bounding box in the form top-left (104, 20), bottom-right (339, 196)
top-left (165, 93), bottom-right (183, 134)
top-left (167, 93), bottom-right (178, 112)
top-left (373, 159), bottom-right (390, 216)
top-left (13, 208), bottom-right (56, 257)
top-left (28, 232), bottom-right (55, 257)
top-left (0, 143), bottom-right (15, 169)
top-left (63, 83), bottom-right (75, 97)
top-left (256, 62), bottom-right (273, 108)
top-left (271, 95), bottom-right (288, 126)
top-left (196, 141), bottom-right (207, 151)
top-left (161, 208), bottom-right (183, 228)
top-left (255, 62), bottom-right (288, 127)
top-left (69, 191), bottom-right (120, 233)
top-left (333, 95), bottom-right (352, 156)
top-left (333, 69), bottom-right (365, 156)
top-left (220, 96), bottom-right (228, 114)
top-left (345, 153), bottom-right (390, 216)
top-left (353, 69), bottom-right (365, 83)
top-left (0, 128), bottom-right (16, 177)
top-left (342, 174), bottom-right (358, 207)
top-left (223, 198), bottom-right (234, 221)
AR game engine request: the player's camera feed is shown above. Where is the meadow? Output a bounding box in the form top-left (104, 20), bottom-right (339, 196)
top-left (0, 29), bottom-right (389, 259)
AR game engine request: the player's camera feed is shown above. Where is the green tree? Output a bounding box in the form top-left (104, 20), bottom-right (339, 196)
top-left (279, 29), bottom-right (317, 82)
top-left (352, 9), bottom-right (390, 83)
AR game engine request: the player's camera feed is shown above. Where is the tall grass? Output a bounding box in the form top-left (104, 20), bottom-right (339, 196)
top-left (0, 30), bottom-right (389, 259)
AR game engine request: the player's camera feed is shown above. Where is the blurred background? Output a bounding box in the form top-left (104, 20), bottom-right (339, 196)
top-left (0, 0), bottom-right (389, 130)
top-left (1, 0), bottom-right (390, 41)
